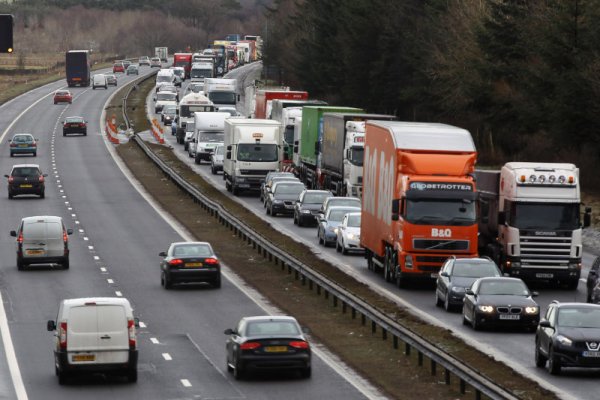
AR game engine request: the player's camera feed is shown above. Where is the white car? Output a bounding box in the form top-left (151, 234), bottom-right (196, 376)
top-left (210, 144), bottom-right (224, 174)
top-left (47, 297), bottom-right (139, 384)
top-left (150, 57), bottom-right (161, 68)
top-left (154, 91), bottom-right (177, 114)
top-left (139, 56), bottom-right (150, 66)
top-left (335, 211), bottom-right (364, 254)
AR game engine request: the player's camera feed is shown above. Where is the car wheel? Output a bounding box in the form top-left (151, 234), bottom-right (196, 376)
top-left (266, 204), bottom-right (271, 215)
top-left (213, 274), bottom-right (222, 289)
top-left (92, 87), bottom-right (95, 90)
top-left (17, 258), bottom-right (25, 271)
top-left (62, 258), bottom-right (69, 270)
top-left (318, 231), bottom-right (324, 245)
top-left (33, 152), bottom-right (37, 157)
top-left (443, 293), bottom-right (452, 312)
top-left (298, 216), bottom-right (304, 227)
top-left (535, 340), bottom-right (547, 368)
top-left (127, 367), bottom-right (138, 383)
top-left (8, 192), bottom-right (13, 199)
top-left (270, 206), bottom-right (276, 217)
top-left (57, 370), bottom-right (69, 385)
top-left (471, 311), bottom-right (481, 331)
top-left (435, 289), bottom-right (443, 307)
top-left (566, 279), bottom-right (579, 291)
top-left (336, 240), bottom-right (341, 253)
top-left (40, 191), bottom-right (45, 199)
top-left (162, 271), bottom-right (172, 289)
top-left (342, 241), bottom-right (348, 255)
top-left (396, 271), bottom-right (407, 288)
top-left (10, 152), bottom-right (13, 157)
top-left (211, 165), bottom-right (216, 174)
top-left (188, 150), bottom-right (194, 158)
top-left (226, 361), bottom-right (234, 372)
top-left (548, 347), bottom-right (561, 375)
top-left (232, 185), bottom-right (239, 196)
top-left (300, 367), bottom-right (311, 379)
top-left (63, 132), bottom-right (66, 136)
top-left (462, 309), bottom-right (469, 325)
top-left (233, 357), bottom-right (244, 380)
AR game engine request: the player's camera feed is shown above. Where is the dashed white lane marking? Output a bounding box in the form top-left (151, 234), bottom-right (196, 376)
top-left (67, 207), bottom-right (72, 211)
top-left (139, 321), bottom-right (147, 328)
top-left (150, 337), bottom-right (159, 344)
top-left (79, 229), bottom-right (84, 233)
top-left (88, 246), bottom-right (93, 250)
top-left (180, 379), bottom-right (191, 387)
top-left (107, 279), bottom-right (114, 284)
top-left (75, 221), bottom-right (80, 225)
top-left (93, 256), bottom-right (100, 261)
top-left (100, 267), bottom-right (107, 272)
top-left (162, 353), bottom-right (172, 361)
top-left (83, 237), bottom-right (89, 241)
top-left (115, 291), bottom-right (123, 297)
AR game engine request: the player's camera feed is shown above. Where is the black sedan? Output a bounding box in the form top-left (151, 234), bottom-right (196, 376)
top-left (435, 257), bottom-right (501, 311)
top-left (224, 316), bottom-right (311, 380)
top-left (259, 172), bottom-right (296, 204)
top-left (293, 190), bottom-right (333, 227)
top-left (63, 116), bottom-right (87, 136)
top-left (5, 164), bottom-right (47, 199)
top-left (159, 241), bottom-right (221, 289)
top-left (265, 181), bottom-right (305, 217)
top-left (535, 302), bottom-right (600, 375)
top-left (462, 277), bottom-right (539, 331)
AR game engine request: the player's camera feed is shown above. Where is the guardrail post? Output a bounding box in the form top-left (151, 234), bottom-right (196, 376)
top-left (475, 390), bottom-right (481, 400)
top-left (382, 328), bottom-right (387, 341)
top-left (393, 335), bottom-right (398, 349)
top-left (430, 359), bottom-right (436, 376)
top-left (316, 285), bottom-right (321, 295)
top-left (342, 302), bottom-right (346, 313)
top-left (295, 270), bottom-right (299, 280)
top-left (444, 368), bottom-right (450, 385)
top-left (324, 290), bottom-right (329, 299)
top-left (418, 351), bottom-right (423, 366)
top-left (332, 296), bottom-right (337, 307)
top-left (459, 378), bottom-right (466, 394)
top-left (405, 343), bottom-right (411, 356)
top-left (371, 321), bottom-right (376, 334)
top-left (308, 280), bottom-right (313, 290)
top-left (351, 307), bottom-right (356, 319)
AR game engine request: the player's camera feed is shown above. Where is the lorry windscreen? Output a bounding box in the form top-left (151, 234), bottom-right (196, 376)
top-left (348, 146), bottom-right (364, 166)
top-left (237, 144), bottom-right (278, 162)
top-left (191, 69), bottom-right (213, 79)
top-left (509, 202), bottom-right (580, 230)
top-left (208, 92), bottom-right (236, 105)
top-left (199, 132), bottom-right (224, 142)
top-left (180, 105), bottom-right (214, 118)
top-left (406, 199), bottom-right (476, 226)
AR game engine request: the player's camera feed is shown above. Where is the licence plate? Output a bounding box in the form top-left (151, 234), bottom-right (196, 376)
top-left (536, 273), bottom-right (554, 279)
top-left (264, 346), bottom-right (287, 353)
top-left (19, 144), bottom-right (28, 147)
top-left (20, 184), bottom-right (33, 188)
top-left (26, 249), bottom-right (44, 255)
top-left (499, 314), bottom-right (520, 320)
top-left (72, 354), bottom-right (95, 362)
top-left (582, 351), bottom-right (600, 358)
top-left (186, 262), bottom-right (203, 267)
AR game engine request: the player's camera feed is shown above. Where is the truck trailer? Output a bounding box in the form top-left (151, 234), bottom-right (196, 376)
top-left (65, 50), bottom-right (90, 87)
top-left (360, 121), bottom-right (479, 287)
top-left (475, 163), bottom-right (591, 289)
top-left (296, 106), bottom-right (363, 189)
top-left (155, 47), bottom-right (168, 62)
top-left (254, 90), bottom-right (309, 119)
top-left (321, 113), bottom-right (396, 198)
top-left (173, 53), bottom-right (193, 79)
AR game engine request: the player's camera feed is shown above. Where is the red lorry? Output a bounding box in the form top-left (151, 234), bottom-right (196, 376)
top-left (254, 90), bottom-right (308, 119)
top-left (173, 53), bottom-right (193, 79)
top-left (360, 121), bottom-right (479, 287)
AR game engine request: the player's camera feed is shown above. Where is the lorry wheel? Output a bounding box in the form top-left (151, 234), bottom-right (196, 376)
top-left (396, 272), bottom-right (407, 289)
top-left (566, 280), bottom-right (579, 291)
top-left (232, 185), bottom-right (239, 196)
top-left (384, 249), bottom-right (392, 282)
top-left (225, 181), bottom-right (232, 192)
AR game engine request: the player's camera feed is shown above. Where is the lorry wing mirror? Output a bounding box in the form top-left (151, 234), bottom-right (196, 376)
top-left (10, 230), bottom-right (16, 237)
top-left (293, 146), bottom-right (298, 154)
top-left (498, 211), bottom-right (506, 225)
top-left (47, 320), bottom-right (56, 331)
top-left (227, 145), bottom-right (232, 151)
top-left (237, 94), bottom-right (241, 102)
top-left (391, 199), bottom-right (400, 221)
top-left (226, 151), bottom-right (231, 159)
top-left (584, 207), bottom-right (592, 228)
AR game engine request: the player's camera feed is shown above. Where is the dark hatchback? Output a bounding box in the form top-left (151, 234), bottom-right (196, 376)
top-left (293, 190), bottom-right (333, 227)
top-left (462, 277), bottom-right (540, 331)
top-left (224, 316), bottom-right (311, 380)
top-left (535, 302), bottom-right (600, 375)
top-left (159, 242), bottom-right (221, 289)
top-left (265, 181), bottom-right (305, 217)
top-left (63, 116), bottom-right (87, 136)
top-left (259, 171), bottom-right (296, 204)
top-left (5, 164), bottom-right (47, 199)
top-left (435, 257), bottom-right (501, 311)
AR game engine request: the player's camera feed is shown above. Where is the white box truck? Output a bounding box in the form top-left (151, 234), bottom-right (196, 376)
top-left (224, 119), bottom-right (283, 196)
top-left (176, 92), bottom-right (215, 144)
top-left (188, 111), bottom-right (230, 163)
top-left (476, 162), bottom-right (591, 289)
top-left (204, 78), bottom-right (239, 110)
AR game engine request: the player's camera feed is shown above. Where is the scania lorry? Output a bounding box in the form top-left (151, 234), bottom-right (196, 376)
top-left (475, 162), bottom-right (591, 289)
top-left (360, 121), bottom-right (479, 287)
top-left (224, 119), bottom-right (283, 196)
top-left (320, 113), bottom-right (396, 198)
top-left (204, 78), bottom-right (238, 110)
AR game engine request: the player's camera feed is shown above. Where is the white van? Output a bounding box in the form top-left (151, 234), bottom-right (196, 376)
top-left (155, 69), bottom-right (175, 92)
top-left (92, 74), bottom-right (108, 90)
top-left (47, 297), bottom-right (139, 384)
top-left (188, 111), bottom-right (229, 163)
top-left (10, 216), bottom-right (73, 270)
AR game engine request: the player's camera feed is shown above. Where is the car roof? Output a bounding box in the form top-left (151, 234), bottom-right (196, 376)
top-left (170, 241), bottom-right (212, 247)
top-left (61, 297), bottom-right (132, 308)
top-left (241, 316), bottom-right (298, 323)
top-left (326, 206), bottom-right (361, 214)
top-left (12, 163), bottom-right (41, 169)
top-left (551, 302), bottom-right (600, 309)
top-left (303, 190), bottom-right (331, 194)
top-left (477, 277), bottom-right (523, 283)
top-left (55, 90), bottom-right (70, 94)
top-left (21, 215), bottom-right (63, 223)
top-left (453, 257), bottom-right (496, 264)
top-left (272, 181), bottom-right (304, 188)
top-left (13, 133), bottom-right (33, 137)
top-left (65, 116), bottom-right (84, 120)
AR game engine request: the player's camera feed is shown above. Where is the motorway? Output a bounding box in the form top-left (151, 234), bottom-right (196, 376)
top-left (148, 62), bottom-right (600, 400)
top-left (0, 64), bottom-right (379, 399)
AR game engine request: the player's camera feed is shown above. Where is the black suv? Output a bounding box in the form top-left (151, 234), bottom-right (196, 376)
top-left (535, 301), bottom-right (600, 375)
top-left (63, 116), bottom-right (87, 136)
top-left (5, 164), bottom-right (47, 199)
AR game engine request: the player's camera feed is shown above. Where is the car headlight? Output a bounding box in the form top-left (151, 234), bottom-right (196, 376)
top-left (478, 305), bottom-right (494, 313)
top-left (301, 210), bottom-right (311, 214)
top-left (556, 335), bottom-right (573, 346)
top-left (333, 227), bottom-right (339, 234)
top-left (525, 306), bottom-right (539, 314)
top-left (405, 255), bottom-right (413, 269)
top-left (347, 233), bottom-right (356, 240)
top-left (273, 200), bottom-right (283, 204)
top-left (451, 286), bottom-right (465, 293)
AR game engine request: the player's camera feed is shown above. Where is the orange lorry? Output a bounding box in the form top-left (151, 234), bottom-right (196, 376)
top-left (360, 121), bottom-right (479, 287)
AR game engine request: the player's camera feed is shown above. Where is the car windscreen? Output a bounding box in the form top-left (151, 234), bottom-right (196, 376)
top-left (478, 281), bottom-right (529, 296)
top-left (156, 75), bottom-right (172, 83)
top-left (172, 244), bottom-right (212, 257)
top-left (56, 91), bottom-right (69, 96)
top-left (208, 91), bottom-right (236, 105)
top-left (157, 93), bottom-right (176, 101)
top-left (304, 193), bottom-right (330, 204)
top-left (163, 106), bottom-right (177, 113)
top-left (245, 321), bottom-right (300, 336)
top-left (237, 144), bottom-right (278, 162)
top-left (347, 214), bottom-right (361, 227)
top-left (452, 262), bottom-right (499, 278)
top-left (274, 184), bottom-right (304, 195)
top-left (328, 209), bottom-right (357, 222)
top-left (12, 135), bottom-right (32, 143)
top-left (12, 167), bottom-right (40, 177)
top-left (558, 308), bottom-right (600, 328)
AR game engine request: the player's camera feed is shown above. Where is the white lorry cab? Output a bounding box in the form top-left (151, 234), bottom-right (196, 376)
top-left (188, 112), bottom-right (230, 164)
top-left (176, 92), bottom-right (215, 145)
top-left (47, 297), bottom-right (139, 384)
top-left (204, 78), bottom-right (239, 109)
top-left (190, 61), bottom-right (214, 83)
top-left (224, 118), bottom-right (283, 196)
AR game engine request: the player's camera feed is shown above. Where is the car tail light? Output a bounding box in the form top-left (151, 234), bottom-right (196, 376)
top-left (17, 232), bottom-right (23, 244)
top-left (204, 258), bottom-right (218, 265)
top-left (39, 175), bottom-right (44, 183)
top-left (289, 341), bottom-right (309, 349)
top-left (59, 322), bottom-right (67, 350)
top-left (10, 143), bottom-right (16, 147)
top-left (128, 319), bottom-right (136, 349)
top-left (63, 230), bottom-right (68, 243)
top-left (168, 259), bottom-right (184, 267)
top-left (240, 342), bottom-right (261, 350)
top-left (32, 142), bottom-right (36, 147)
top-left (8, 176), bottom-right (13, 183)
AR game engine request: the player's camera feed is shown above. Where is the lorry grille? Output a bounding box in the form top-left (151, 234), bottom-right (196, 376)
top-left (413, 239), bottom-right (469, 251)
top-left (239, 169), bottom-right (271, 176)
top-left (519, 233), bottom-right (572, 269)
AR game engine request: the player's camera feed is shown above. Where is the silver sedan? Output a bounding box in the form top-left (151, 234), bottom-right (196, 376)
top-left (336, 212), bottom-right (363, 254)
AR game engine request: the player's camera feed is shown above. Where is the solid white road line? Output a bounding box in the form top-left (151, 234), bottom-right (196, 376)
top-left (0, 292), bottom-right (28, 400)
